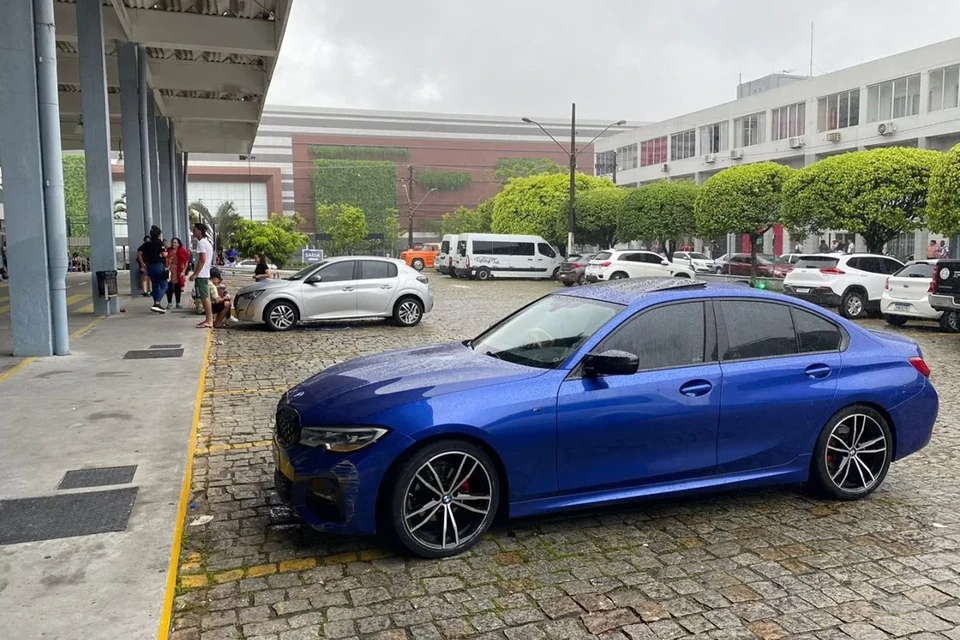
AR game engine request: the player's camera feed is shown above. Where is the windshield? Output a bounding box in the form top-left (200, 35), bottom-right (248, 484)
top-left (471, 295), bottom-right (623, 369)
top-left (688, 252), bottom-right (709, 260)
top-left (440, 241), bottom-right (450, 253)
top-left (287, 263), bottom-right (321, 281)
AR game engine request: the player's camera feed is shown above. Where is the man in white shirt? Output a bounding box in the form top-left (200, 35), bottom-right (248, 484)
top-left (189, 222), bottom-right (215, 328)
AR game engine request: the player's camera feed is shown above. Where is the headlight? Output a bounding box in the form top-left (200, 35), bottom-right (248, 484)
top-left (300, 426), bottom-right (388, 452)
top-left (239, 289), bottom-right (266, 300)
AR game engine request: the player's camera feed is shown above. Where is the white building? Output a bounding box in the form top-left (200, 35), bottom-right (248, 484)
top-left (596, 36), bottom-right (960, 259)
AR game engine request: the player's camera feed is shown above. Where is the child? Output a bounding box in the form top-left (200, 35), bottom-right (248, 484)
top-left (209, 268), bottom-right (233, 328)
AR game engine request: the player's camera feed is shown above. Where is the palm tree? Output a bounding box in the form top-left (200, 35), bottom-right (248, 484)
top-left (113, 193), bottom-right (127, 222)
top-left (189, 200), bottom-right (240, 251)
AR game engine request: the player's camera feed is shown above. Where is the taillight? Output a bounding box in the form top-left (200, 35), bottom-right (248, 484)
top-left (929, 267), bottom-right (940, 293)
top-left (448, 257), bottom-right (453, 267)
top-left (819, 267), bottom-right (846, 275)
top-left (884, 277), bottom-right (890, 290)
top-left (909, 357), bottom-right (931, 377)
top-left (466, 257), bottom-right (471, 269)
top-left (571, 263), bottom-right (581, 268)
top-left (601, 261), bottom-right (611, 267)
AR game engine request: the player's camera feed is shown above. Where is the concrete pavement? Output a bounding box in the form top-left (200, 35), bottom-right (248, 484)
top-left (0, 294), bottom-right (209, 640)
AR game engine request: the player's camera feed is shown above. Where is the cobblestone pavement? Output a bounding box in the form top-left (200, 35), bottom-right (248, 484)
top-left (170, 273), bottom-right (960, 640)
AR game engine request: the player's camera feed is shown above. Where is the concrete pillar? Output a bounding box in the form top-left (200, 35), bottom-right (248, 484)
top-left (0, 0), bottom-right (54, 355)
top-left (147, 96), bottom-right (161, 231)
top-left (182, 152), bottom-right (190, 236)
top-left (137, 44), bottom-right (154, 231)
top-left (782, 228), bottom-right (792, 254)
top-left (762, 228), bottom-right (774, 254)
top-left (76, 0), bottom-right (119, 315)
top-left (156, 117), bottom-right (173, 237)
top-left (118, 42), bottom-right (146, 295)
top-left (914, 228), bottom-right (930, 260)
top-left (168, 120), bottom-right (179, 239)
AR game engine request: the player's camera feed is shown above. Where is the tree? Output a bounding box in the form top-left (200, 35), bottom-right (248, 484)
top-left (621, 181), bottom-right (698, 259)
top-left (493, 157), bottom-right (566, 182)
top-left (190, 200), bottom-right (241, 250)
top-left (62, 155), bottom-right (87, 234)
top-left (928, 142), bottom-right (960, 237)
top-left (232, 213), bottom-right (308, 269)
top-left (113, 193), bottom-right (127, 222)
top-left (782, 148), bottom-right (940, 254)
top-left (695, 162), bottom-right (793, 280)
top-left (440, 200), bottom-right (493, 236)
top-left (565, 187), bottom-right (626, 249)
top-left (329, 205), bottom-right (369, 254)
top-left (491, 172), bottom-right (615, 246)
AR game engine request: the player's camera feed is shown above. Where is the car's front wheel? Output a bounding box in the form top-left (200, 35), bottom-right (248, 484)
top-left (940, 310), bottom-right (960, 333)
top-left (386, 440), bottom-right (500, 558)
top-left (810, 405), bottom-right (892, 501)
top-left (840, 290), bottom-right (867, 319)
top-left (411, 258), bottom-right (425, 271)
top-left (264, 300), bottom-right (299, 331)
top-left (884, 314), bottom-right (908, 327)
top-left (393, 297), bottom-right (424, 327)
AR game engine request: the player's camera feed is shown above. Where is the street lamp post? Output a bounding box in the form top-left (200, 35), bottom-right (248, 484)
top-left (239, 154), bottom-right (256, 220)
top-left (521, 106), bottom-right (625, 256)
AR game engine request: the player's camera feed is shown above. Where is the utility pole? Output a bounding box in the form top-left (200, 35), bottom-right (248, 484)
top-left (567, 102), bottom-right (577, 255)
top-left (406, 164), bottom-right (415, 249)
top-left (612, 150), bottom-right (617, 185)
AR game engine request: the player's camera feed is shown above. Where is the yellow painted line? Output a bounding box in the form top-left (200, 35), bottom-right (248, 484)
top-left (70, 314), bottom-right (106, 340)
top-left (65, 293), bottom-right (90, 306)
top-left (204, 386), bottom-right (288, 396)
top-left (74, 303), bottom-right (94, 314)
top-left (0, 357), bottom-right (37, 385)
top-left (157, 330), bottom-right (211, 640)
top-left (0, 304), bottom-right (8, 315)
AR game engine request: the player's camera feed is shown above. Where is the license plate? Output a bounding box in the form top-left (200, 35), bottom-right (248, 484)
top-left (587, 266), bottom-right (599, 271)
top-left (795, 287), bottom-right (810, 294)
top-left (894, 303), bottom-right (910, 311)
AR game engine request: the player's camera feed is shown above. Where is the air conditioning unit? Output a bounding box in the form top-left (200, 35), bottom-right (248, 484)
top-left (730, 149), bottom-right (744, 160)
top-left (661, 163), bottom-right (669, 173)
top-left (788, 137), bottom-right (805, 149)
top-left (878, 122), bottom-right (897, 136)
top-left (704, 153), bottom-right (716, 164)
top-left (826, 131), bottom-right (842, 142)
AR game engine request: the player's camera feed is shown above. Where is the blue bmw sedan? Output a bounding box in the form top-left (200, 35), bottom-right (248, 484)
top-left (273, 278), bottom-right (938, 557)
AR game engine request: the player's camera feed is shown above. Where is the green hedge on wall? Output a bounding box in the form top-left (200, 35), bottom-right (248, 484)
top-left (309, 145), bottom-right (410, 161)
top-left (417, 171), bottom-right (472, 192)
top-left (312, 159), bottom-right (399, 249)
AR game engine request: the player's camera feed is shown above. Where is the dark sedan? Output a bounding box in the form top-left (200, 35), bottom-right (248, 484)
top-left (557, 253), bottom-right (596, 286)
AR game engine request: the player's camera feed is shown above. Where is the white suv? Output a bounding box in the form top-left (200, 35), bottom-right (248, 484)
top-left (585, 250), bottom-right (695, 282)
top-left (783, 253), bottom-right (904, 319)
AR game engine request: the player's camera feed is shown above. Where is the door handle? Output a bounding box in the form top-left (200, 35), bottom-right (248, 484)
top-left (679, 380), bottom-right (712, 397)
top-left (805, 363), bottom-right (832, 379)
top-left (341, 286), bottom-right (355, 292)
top-left (379, 284), bottom-right (392, 289)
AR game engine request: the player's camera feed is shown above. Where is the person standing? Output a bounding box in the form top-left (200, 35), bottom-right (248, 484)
top-left (937, 240), bottom-right (949, 259)
top-left (137, 226), bottom-right (168, 313)
top-left (165, 237), bottom-right (191, 309)
top-left (846, 238), bottom-right (855, 254)
top-left (253, 253), bottom-right (271, 282)
top-left (138, 235), bottom-right (152, 296)
top-left (927, 239), bottom-right (939, 259)
top-left (818, 239), bottom-right (830, 253)
top-left (189, 222), bottom-right (214, 329)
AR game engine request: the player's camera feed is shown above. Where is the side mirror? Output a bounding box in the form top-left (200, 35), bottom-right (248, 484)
top-left (306, 275), bottom-right (322, 284)
top-left (582, 350), bottom-right (639, 377)
top-left (661, 259), bottom-right (670, 266)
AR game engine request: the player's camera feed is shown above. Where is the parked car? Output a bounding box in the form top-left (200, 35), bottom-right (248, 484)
top-left (273, 277), bottom-right (938, 557)
top-left (928, 259), bottom-right (960, 332)
top-left (233, 257), bottom-right (433, 331)
top-left (238, 258), bottom-right (278, 270)
top-left (453, 233), bottom-right (562, 280)
top-left (711, 253), bottom-right (730, 273)
top-left (557, 253), bottom-right (596, 286)
top-left (719, 253), bottom-right (777, 278)
top-left (399, 243), bottom-right (440, 271)
top-left (672, 251), bottom-right (714, 273)
top-left (435, 234), bottom-right (457, 276)
top-left (585, 250), bottom-right (695, 282)
top-left (880, 261), bottom-right (957, 331)
top-left (778, 253), bottom-right (806, 266)
top-left (784, 254), bottom-right (904, 319)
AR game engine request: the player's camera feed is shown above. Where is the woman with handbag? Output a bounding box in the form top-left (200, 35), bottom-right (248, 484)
top-left (165, 237), bottom-right (191, 309)
top-left (137, 225), bottom-right (169, 313)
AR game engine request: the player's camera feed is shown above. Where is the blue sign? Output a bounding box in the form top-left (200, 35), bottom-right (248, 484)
top-left (302, 249), bottom-right (324, 264)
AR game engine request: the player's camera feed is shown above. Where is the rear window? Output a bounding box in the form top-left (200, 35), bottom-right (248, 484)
top-left (795, 256), bottom-right (838, 269)
top-left (895, 263), bottom-right (934, 278)
top-left (594, 252), bottom-right (612, 261)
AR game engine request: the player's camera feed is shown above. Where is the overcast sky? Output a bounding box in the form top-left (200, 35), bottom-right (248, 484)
top-left (267, 1), bottom-right (960, 124)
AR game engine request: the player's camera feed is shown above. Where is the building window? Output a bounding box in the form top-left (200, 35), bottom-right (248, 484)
top-left (699, 122), bottom-right (728, 155)
top-left (595, 150), bottom-right (617, 176)
top-left (771, 102), bottom-right (806, 141)
top-left (616, 144), bottom-right (637, 171)
top-left (669, 129), bottom-right (696, 161)
top-left (733, 112), bottom-right (765, 147)
top-left (929, 64), bottom-right (960, 112)
top-left (640, 136), bottom-right (668, 167)
top-left (817, 89), bottom-right (860, 132)
top-left (866, 74), bottom-right (921, 122)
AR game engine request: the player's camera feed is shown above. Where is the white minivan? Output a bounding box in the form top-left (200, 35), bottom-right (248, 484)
top-left (453, 233), bottom-right (563, 280)
top-left (435, 234), bottom-right (458, 276)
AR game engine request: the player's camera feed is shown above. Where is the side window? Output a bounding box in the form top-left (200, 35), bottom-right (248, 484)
top-left (718, 300), bottom-right (798, 361)
top-left (600, 302), bottom-right (707, 371)
top-left (360, 260), bottom-right (397, 280)
top-left (537, 243), bottom-right (556, 258)
top-left (473, 241), bottom-right (492, 255)
top-left (881, 258), bottom-right (904, 274)
top-left (622, 253), bottom-right (641, 262)
top-left (642, 253), bottom-right (664, 264)
top-left (792, 308), bottom-right (842, 353)
top-left (457, 240), bottom-right (467, 256)
top-left (317, 261), bottom-right (355, 283)
top-left (518, 242), bottom-right (535, 256)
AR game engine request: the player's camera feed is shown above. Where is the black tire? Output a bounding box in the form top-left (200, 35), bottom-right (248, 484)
top-left (674, 272), bottom-right (690, 279)
top-left (551, 267), bottom-right (560, 281)
top-left (577, 273), bottom-right (585, 286)
top-left (884, 314), bottom-right (908, 327)
top-left (840, 290), bottom-right (867, 319)
top-left (475, 267), bottom-right (492, 281)
top-left (810, 405), bottom-right (892, 501)
top-left (411, 258), bottom-right (425, 271)
top-left (562, 280), bottom-right (574, 287)
top-left (610, 271), bottom-right (629, 280)
top-left (264, 300), bottom-right (299, 332)
top-left (386, 439), bottom-right (500, 558)
top-left (940, 310), bottom-right (960, 333)
top-left (393, 297), bottom-right (424, 327)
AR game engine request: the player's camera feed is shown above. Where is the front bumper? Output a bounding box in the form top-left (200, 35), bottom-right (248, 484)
top-left (784, 285), bottom-right (841, 307)
top-left (233, 294), bottom-right (270, 323)
top-left (929, 293), bottom-right (960, 312)
top-left (881, 293), bottom-right (941, 319)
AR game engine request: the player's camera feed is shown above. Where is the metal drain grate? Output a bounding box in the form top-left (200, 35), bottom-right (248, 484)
top-left (58, 465), bottom-right (137, 490)
top-left (149, 344), bottom-right (182, 349)
top-left (0, 487), bottom-right (138, 545)
top-left (123, 349), bottom-right (183, 359)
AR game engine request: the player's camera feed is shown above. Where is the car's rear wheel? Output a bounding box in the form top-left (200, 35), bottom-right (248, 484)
top-left (884, 314), bottom-right (908, 327)
top-left (412, 258), bottom-right (425, 271)
top-left (940, 310), bottom-right (960, 333)
top-left (387, 440), bottom-right (500, 558)
top-left (551, 267), bottom-right (560, 280)
top-left (577, 273), bottom-right (585, 286)
top-left (810, 405), bottom-right (892, 501)
top-left (393, 297), bottom-right (424, 327)
top-left (610, 271), bottom-right (628, 280)
top-left (840, 290), bottom-right (867, 319)
top-left (264, 300), bottom-right (298, 332)
top-left (475, 267), bottom-right (491, 281)
top-left (562, 280), bottom-right (574, 287)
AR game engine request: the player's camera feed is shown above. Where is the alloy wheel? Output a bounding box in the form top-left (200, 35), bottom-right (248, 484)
top-left (269, 304), bottom-right (296, 330)
top-left (398, 300), bottom-right (421, 325)
top-left (824, 413), bottom-right (888, 494)
top-left (402, 451), bottom-right (493, 552)
top-left (845, 295), bottom-right (864, 318)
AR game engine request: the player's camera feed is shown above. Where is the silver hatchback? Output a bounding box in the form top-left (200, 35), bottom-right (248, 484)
top-left (233, 257), bottom-right (434, 331)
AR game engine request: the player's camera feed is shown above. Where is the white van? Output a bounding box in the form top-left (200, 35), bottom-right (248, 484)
top-left (453, 233), bottom-right (562, 280)
top-left (435, 234), bottom-right (458, 276)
